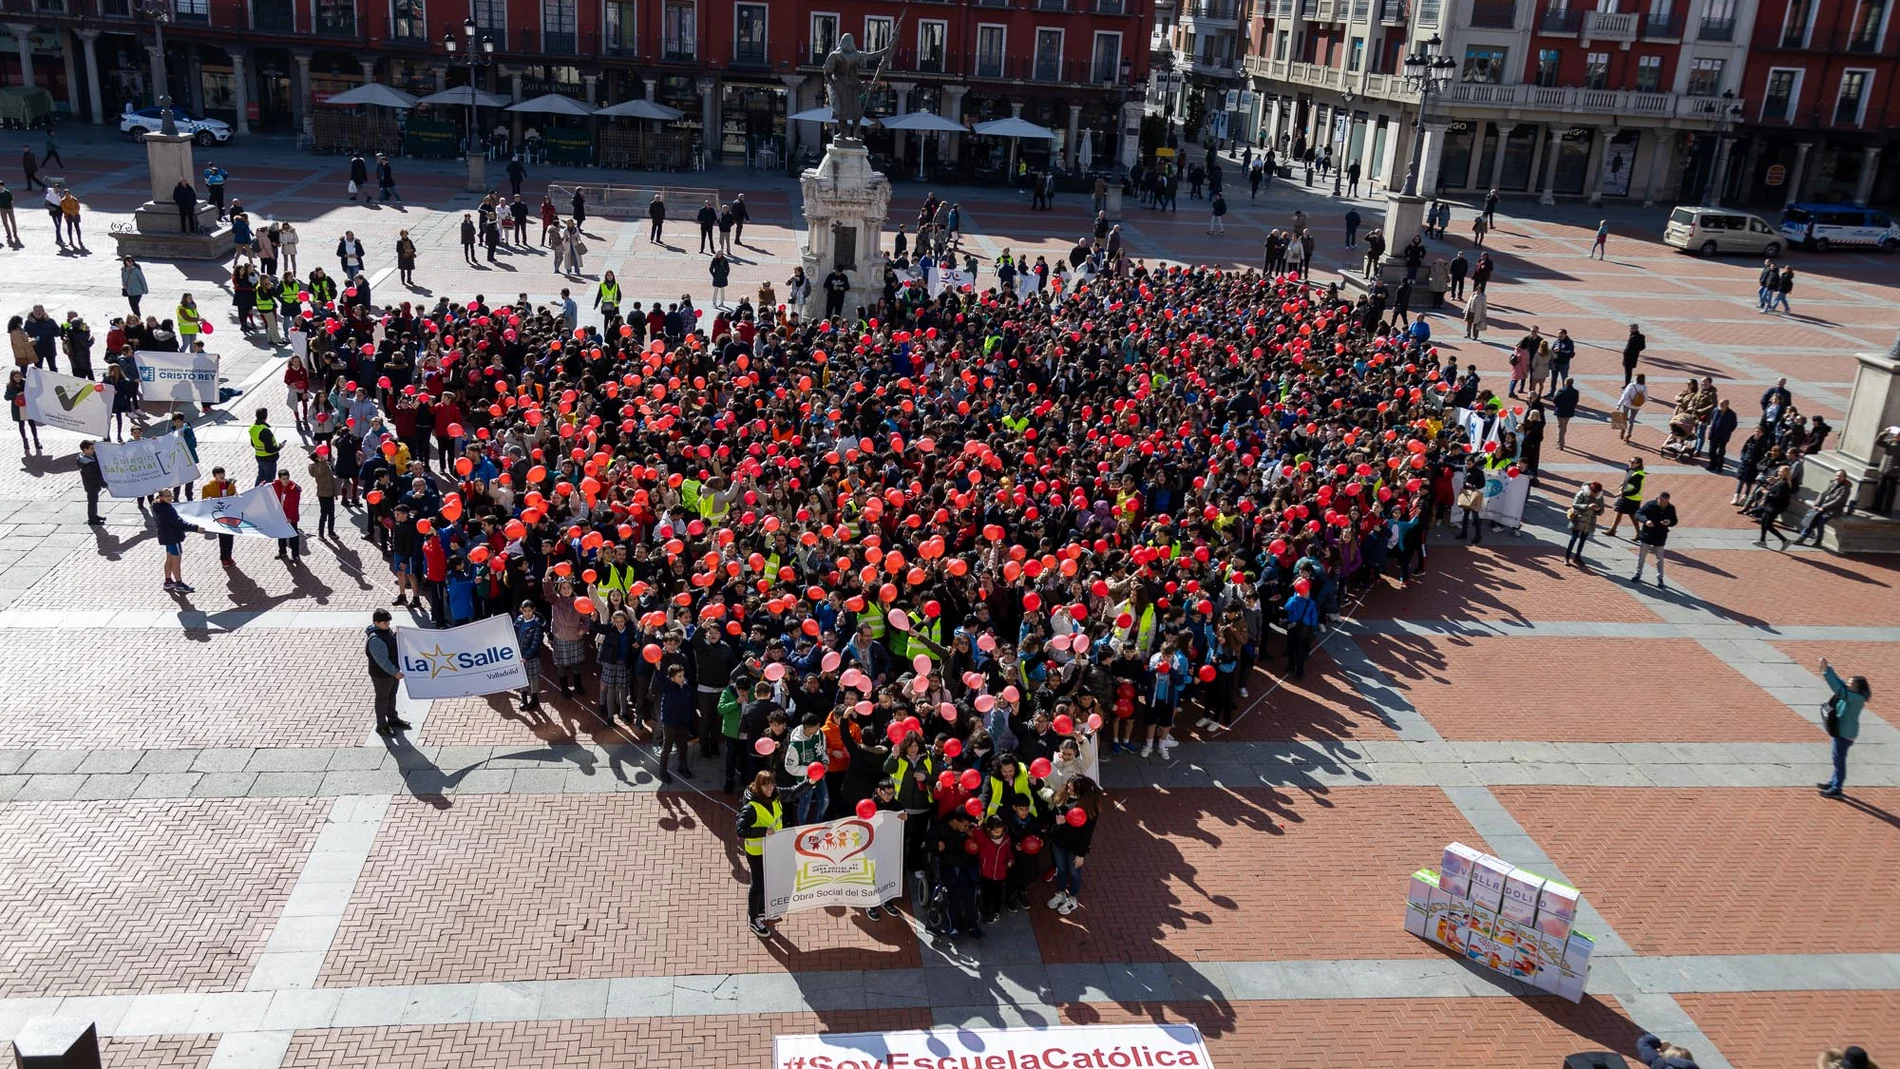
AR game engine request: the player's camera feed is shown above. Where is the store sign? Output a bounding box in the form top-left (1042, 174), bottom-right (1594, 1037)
top-left (1765, 163), bottom-right (1787, 187)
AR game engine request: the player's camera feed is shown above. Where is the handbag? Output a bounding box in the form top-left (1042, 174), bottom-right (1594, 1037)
top-left (347, 180), bottom-right (358, 195)
top-left (1610, 409), bottom-right (1628, 431)
top-left (1822, 696), bottom-right (1841, 738)
top-left (1457, 488), bottom-right (1485, 512)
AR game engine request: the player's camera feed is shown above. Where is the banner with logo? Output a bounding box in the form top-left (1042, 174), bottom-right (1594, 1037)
top-left (925, 263), bottom-right (974, 298)
top-left (95, 432), bottom-right (200, 498)
top-left (1452, 468), bottom-right (1533, 530)
top-left (174, 482), bottom-right (296, 538)
top-left (135, 349), bottom-right (220, 404)
top-left (22, 367), bottom-right (114, 436)
top-left (762, 811), bottom-right (903, 919)
top-left (773, 1024), bottom-right (1216, 1069)
top-left (395, 614), bottom-right (529, 699)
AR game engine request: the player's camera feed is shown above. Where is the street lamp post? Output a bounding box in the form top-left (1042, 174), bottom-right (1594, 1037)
top-left (1331, 89), bottom-right (1355, 196)
top-left (444, 18), bottom-right (495, 155)
top-left (132, 0), bottom-right (177, 137)
top-left (1397, 34), bottom-right (1456, 197)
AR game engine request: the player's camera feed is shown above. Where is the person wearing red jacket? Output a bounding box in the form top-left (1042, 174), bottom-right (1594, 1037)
top-left (270, 470), bottom-right (304, 561)
top-left (975, 816), bottom-right (1014, 924)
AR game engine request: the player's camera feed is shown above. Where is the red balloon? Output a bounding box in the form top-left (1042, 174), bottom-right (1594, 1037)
top-left (1052, 714), bottom-right (1074, 735)
top-left (1020, 835), bottom-right (1043, 854)
top-left (963, 798), bottom-right (984, 818)
top-left (1065, 808), bottom-right (1088, 827)
top-left (807, 761), bottom-right (826, 783)
top-left (1197, 665), bottom-right (1217, 683)
top-left (1029, 758), bottom-right (1053, 778)
top-left (959, 768), bottom-right (982, 791)
top-left (856, 799), bottom-right (877, 820)
top-left (963, 836), bottom-right (981, 853)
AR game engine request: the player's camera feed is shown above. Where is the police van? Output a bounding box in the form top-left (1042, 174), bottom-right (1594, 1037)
top-left (1779, 203), bottom-right (1900, 253)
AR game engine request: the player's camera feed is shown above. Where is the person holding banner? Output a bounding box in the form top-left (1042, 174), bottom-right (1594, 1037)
top-left (77, 440), bottom-right (105, 524)
top-left (736, 769), bottom-right (785, 936)
top-left (202, 467), bottom-right (239, 566)
top-left (364, 608), bottom-right (409, 738)
top-left (4, 368), bottom-right (41, 454)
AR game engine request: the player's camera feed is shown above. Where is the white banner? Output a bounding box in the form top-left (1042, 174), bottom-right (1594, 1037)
top-left (395, 614), bottom-right (530, 699)
top-left (95, 432), bottom-right (200, 498)
top-left (22, 367), bottom-right (114, 436)
top-left (174, 482), bottom-right (296, 538)
top-left (925, 264), bottom-right (974, 298)
top-left (1453, 469), bottom-right (1533, 530)
top-left (289, 330), bottom-right (309, 361)
top-left (134, 349), bottom-right (220, 404)
top-left (763, 810), bottom-right (903, 919)
top-left (774, 1024), bottom-right (1215, 1069)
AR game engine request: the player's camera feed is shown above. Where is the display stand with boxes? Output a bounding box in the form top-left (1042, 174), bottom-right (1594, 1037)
top-left (1404, 842), bottom-right (1594, 1003)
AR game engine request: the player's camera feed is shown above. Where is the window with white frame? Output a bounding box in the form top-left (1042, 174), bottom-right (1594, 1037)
top-left (1835, 68), bottom-right (1872, 123)
top-left (663, 0), bottom-right (697, 59)
top-left (1033, 27), bottom-right (1064, 81)
top-left (1635, 53), bottom-right (1662, 90)
top-left (976, 24), bottom-right (1005, 77)
top-left (809, 11), bottom-right (837, 64)
top-left (1847, 0), bottom-right (1886, 49)
top-left (472, 0), bottom-right (505, 38)
top-left (1092, 30), bottom-right (1123, 82)
top-left (1685, 55), bottom-right (1724, 94)
top-left (1780, 0), bottom-right (1814, 46)
top-left (918, 19), bottom-right (947, 72)
top-left (543, 0), bottom-right (577, 51)
top-left (1584, 50), bottom-right (1608, 88)
top-left (173, 0), bottom-right (209, 20)
top-left (734, 3), bottom-right (767, 64)
top-left (315, 0), bottom-right (354, 33)
top-left (1461, 44), bottom-right (1506, 82)
top-left (604, 0), bottom-right (636, 53)
top-left (1347, 34), bottom-right (1363, 71)
top-left (1761, 67), bottom-right (1801, 120)
top-left (864, 15), bottom-right (893, 51)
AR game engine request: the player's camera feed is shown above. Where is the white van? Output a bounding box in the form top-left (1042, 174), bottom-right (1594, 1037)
top-left (1780, 204), bottom-right (1900, 253)
top-left (1663, 206), bottom-right (1783, 257)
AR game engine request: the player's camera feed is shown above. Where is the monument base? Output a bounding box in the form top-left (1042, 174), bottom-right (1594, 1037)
top-left (1791, 341), bottom-right (1900, 552)
top-left (466, 153), bottom-right (487, 193)
top-left (1339, 192), bottom-right (1430, 293)
top-left (799, 139), bottom-right (892, 320)
top-left (111, 202), bottom-right (232, 260)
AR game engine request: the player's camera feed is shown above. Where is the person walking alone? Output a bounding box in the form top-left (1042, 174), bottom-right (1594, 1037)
top-left (1631, 491), bottom-right (1678, 589)
top-left (365, 607), bottom-right (410, 737)
top-left (1816, 656), bottom-right (1870, 798)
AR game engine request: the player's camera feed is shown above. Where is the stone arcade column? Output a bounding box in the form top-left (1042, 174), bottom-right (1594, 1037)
top-left (77, 29), bottom-right (103, 125)
top-left (1538, 125), bottom-right (1563, 206)
top-left (942, 84), bottom-right (968, 165)
top-left (8, 24), bottom-right (36, 89)
top-left (292, 49), bottom-right (314, 138)
top-left (227, 47), bottom-right (250, 137)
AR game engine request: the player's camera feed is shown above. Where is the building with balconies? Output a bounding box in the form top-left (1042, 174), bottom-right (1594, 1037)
top-left (1238, 0), bottom-right (1760, 204)
top-left (1729, 0), bottom-right (1898, 206)
top-left (0, 0), bottom-right (1150, 177)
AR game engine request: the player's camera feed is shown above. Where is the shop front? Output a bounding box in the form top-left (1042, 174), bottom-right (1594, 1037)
top-left (719, 80), bottom-right (786, 165)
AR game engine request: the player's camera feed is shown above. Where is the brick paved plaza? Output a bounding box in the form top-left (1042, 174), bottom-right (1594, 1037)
top-left (2, 127), bottom-right (1898, 1069)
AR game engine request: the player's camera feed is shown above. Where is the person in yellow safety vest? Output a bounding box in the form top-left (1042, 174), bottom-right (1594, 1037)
top-left (735, 769), bottom-right (783, 936)
top-left (1001, 409), bottom-right (1030, 436)
top-left (986, 755), bottom-right (1040, 817)
top-left (249, 407), bottom-right (283, 485)
top-left (599, 544), bottom-right (637, 595)
top-left (859, 600), bottom-right (885, 641)
top-left (698, 475), bottom-right (736, 524)
top-left (679, 477), bottom-right (702, 516)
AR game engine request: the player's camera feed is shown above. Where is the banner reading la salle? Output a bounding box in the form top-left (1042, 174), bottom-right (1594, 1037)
top-left (22, 367), bottom-right (113, 436)
top-left (763, 811), bottom-right (903, 919)
top-left (395, 615), bottom-right (529, 699)
top-left (173, 483), bottom-right (296, 538)
top-left (95, 432), bottom-right (200, 498)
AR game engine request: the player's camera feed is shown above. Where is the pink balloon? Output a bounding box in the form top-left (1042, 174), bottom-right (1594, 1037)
top-left (1050, 634), bottom-right (1072, 652)
top-left (912, 653), bottom-right (932, 675)
top-left (888, 609), bottom-right (911, 632)
top-left (821, 651), bottom-right (842, 673)
top-left (976, 633), bottom-right (996, 652)
top-left (938, 702), bottom-right (958, 721)
top-left (1002, 685), bottom-right (1020, 703)
top-left (763, 662), bottom-right (787, 682)
top-left (854, 674), bottom-right (875, 693)
top-left (855, 700), bottom-right (875, 716)
top-left (963, 672), bottom-right (985, 690)
top-left (754, 737), bottom-right (778, 756)
top-left (1073, 634), bottom-right (1091, 653)
top-left (974, 693), bottom-right (996, 712)
top-left (911, 675), bottom-right (931, 694)
top-left (839, 668), bottom-right (863, 689)
top-left (1087, 713), bottom-right (1104, 731)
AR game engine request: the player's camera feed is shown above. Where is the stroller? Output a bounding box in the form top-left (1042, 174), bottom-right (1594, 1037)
top-left (1658, 414), bottom-right (1700, 460)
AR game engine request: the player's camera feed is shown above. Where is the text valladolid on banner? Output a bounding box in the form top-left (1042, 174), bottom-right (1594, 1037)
top-left (762, 811), bottom-right (903, 919)
top-left (395, 614), bottom-right (530, 699)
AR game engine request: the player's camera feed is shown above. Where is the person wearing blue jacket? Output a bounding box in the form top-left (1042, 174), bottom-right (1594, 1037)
top-left (656, 661), bottom-right (698, 783)
top-left (1818, 657), bottom-right (1872, 798)
top-left (513, 600), bottom-right (546, 711)
top-left (1284, 584), bottom-right (1320, 680)
top-left (152, 488), bottom-right (198, 594)
top-left (1636, 1034), bottom-right (1699, 1069)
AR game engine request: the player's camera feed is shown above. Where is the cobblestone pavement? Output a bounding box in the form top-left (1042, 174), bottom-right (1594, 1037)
top-left (3, 128), bottom-right (1899, 1069)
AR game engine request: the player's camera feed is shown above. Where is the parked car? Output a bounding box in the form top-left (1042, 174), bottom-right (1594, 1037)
top-left (1780, 203), bottom-right (1900, 253)
top-left (1663, 205), bottom-right (1783, 258)
top-left (119, 105), bottom-right (233, 146)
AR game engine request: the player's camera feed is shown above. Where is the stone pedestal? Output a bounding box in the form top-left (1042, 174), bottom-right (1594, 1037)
top-left (110, 132), bottom-right (233, 260)
top-left (465, 152), bottom-right (487, 193)
top-left (11, 1017), bottom-right (102, 1069)
top-left (1105, 186), bottom-right (1124, 221)
top-left (1342, 192), bottom-right (1428, 293)
top-left (799, 139), bottom-right (891, 320)
top-left (1800, 339), bottom-right (1900, 552)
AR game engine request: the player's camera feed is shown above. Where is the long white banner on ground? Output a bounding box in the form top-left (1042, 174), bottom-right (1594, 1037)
top-left (174, 483), bottom-right (296, 538)
top-left (774, 1024), bottom-right (1215, 1069)
top-left (395, 614), bottom-right (529, 699)
top-left (95, 432), bottom-right (200, 498)
top-left (134, 349), bottom-right (220, 404)
top-left (22, 367), bottom-right (114, 436)
top-left (762, 810), bottom-right (903, 919)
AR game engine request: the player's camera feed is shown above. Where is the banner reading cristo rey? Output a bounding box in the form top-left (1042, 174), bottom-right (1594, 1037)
top-left (762, 811), bottom-right (902, 919)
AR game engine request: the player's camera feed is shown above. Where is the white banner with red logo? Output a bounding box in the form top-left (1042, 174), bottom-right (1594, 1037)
top-left (762, 810), bottom-right (902, 919)
top-left (773, 1024), bottom-right (1215, 1069)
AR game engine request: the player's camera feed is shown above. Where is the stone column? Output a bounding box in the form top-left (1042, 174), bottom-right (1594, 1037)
top-left (1066, 102), bottom-right (1082, 171)
top-left (1582, 130), bottom-right (1607, 205)
top-left (59, 26), bottom-right (80, 118)
top-left (186, 48), bottom-right (203, 114)
top-left (227, 47), bottom-right (250, 136)
top-left (1121, 99), bottom-right (1142, 170)
top-left (643, 76), bottom-right (657, 99)
top-left (9, 24), bottom-right (36, 89)
top-left (1486, 123), bottom-right (1509, 190)
top-left (1007, 100), bottom-right (1024, 178)
top-left (582, 73), bottom-right (597, 105)
top-left (1538, 125), bottom-right (1562, 205)
top-left (359, 58), bottom-right (376, 82)
top-left (1854, 145), bottom-right (1881, 205)
top-left (1417, 120), bottom-right (1448, 196)
top-left (1709, 135), bottom-right (1733, 205)
top-left (1785, 141), bottom-right (1812, 206)
top-left (77, 29), bottom-right (102, 124)
top-left (292, 49), bottom-right (313, 137)
top-left (698, 75), bottom-right (718, 166)
top-left (509, 71), bottom-right (524, 144)
top-left (889, 80), bottom-right (914, 167)
top-left (1641, 127), bottom-right (1672, 207)
top-left (943, 83), bottom-right (967, 164)
top-left (781, 74), bottom-right (806, 168)
top-left (434, 66), bottom-right (446, 91)
top-left (146, 44), bottom-right (165, 108)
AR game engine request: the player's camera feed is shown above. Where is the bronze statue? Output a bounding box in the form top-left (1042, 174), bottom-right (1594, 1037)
top-left (822, 32), bottom-right (894, 141)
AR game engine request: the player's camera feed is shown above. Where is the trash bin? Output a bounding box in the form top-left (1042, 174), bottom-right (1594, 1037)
top-left (11, 1018), bottom-right (102, 1069)
top-left (1563, 1053), bottom-right (1631, 1069)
